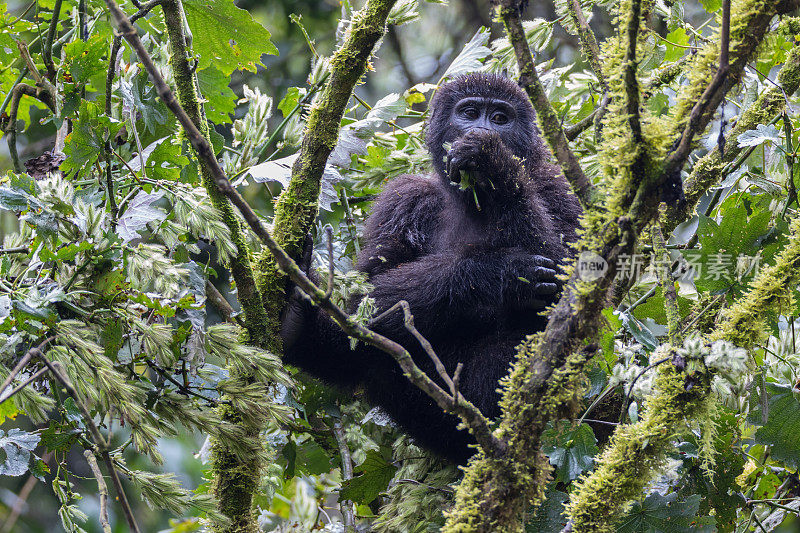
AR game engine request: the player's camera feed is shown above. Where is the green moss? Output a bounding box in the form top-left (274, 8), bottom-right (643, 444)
top-left (713, 218), bottom-right (800, 347)
top-left (565, 348), bottom-right (713, 532)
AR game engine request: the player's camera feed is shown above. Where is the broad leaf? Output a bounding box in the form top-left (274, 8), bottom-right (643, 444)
top-left (737, 124), bottom-right (781, 148)
top-left (750, 382), bottom-right (800, 471)
top-left (617, 493), bottom-right (715, 532)
top-left (197, 66), bottom-right (236, 124)
top-left (183, 0), bottom-right (278, 75)
top-left (339, 449), bottom-right (397, 505)
top-left (0, 428), bottom-right (40, 477)
top-left (542, 423), bottom-right (599, 483)
top-left (441, 28), bottom-right (491, 80)
top-left (117, 191), bottom-right (167, 242)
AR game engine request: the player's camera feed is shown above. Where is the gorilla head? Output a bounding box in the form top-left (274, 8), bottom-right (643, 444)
top-left (425, 73), bottom-right (546, 189)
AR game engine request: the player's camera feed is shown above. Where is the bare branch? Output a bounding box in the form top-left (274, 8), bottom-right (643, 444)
top-left (332, 422), bottom-right (355, 531)
top-left (323, 225), bottom-right (335, 301)
top-left (83, 450), bottom-right (112, 533)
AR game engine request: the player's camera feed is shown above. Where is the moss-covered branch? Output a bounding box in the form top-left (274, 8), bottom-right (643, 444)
top-left (257, 0), bottom-right (400, 342)
top-left (666, 38), bottom-right (800, 229)
top-left (160, 0), bottom-right (269, 348)
top-left (564, 350), bottom-right (713, 532)
top-left (713, 217), bottom-right (800, 347)
top-left (567, 0), bottom-right (607, 90)
top-left (496, 0), bottom-right (596, 208)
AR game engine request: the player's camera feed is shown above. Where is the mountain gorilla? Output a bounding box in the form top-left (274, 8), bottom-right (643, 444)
top-left (281, 73), bottom-right (582, 463)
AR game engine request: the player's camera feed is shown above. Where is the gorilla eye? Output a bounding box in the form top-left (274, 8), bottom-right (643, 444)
top-left (491, 112), bottom-right (509, 125)
top-left (461, 107), bottom-right (479, 120)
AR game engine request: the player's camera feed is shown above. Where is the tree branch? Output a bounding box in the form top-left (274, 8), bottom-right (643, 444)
top-left (568, 0), bottom-right (607, 91)
top-left (83, 450), bottom-right (112, 533)
top-left (158, 0), bottom-right (270, 349)
top-left (496, 0), bottom-right (596, 208)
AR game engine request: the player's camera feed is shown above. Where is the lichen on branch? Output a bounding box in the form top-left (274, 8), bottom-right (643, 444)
top-left (257, 0), bottom-right (400, 341)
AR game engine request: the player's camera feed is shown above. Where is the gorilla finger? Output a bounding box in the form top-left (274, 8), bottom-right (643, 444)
top-left (531, 282), bottom-right (559, 295)
top-left (530, 266), bottom-right (558, 282)
top-left (530, 256), bottom-right (556, 269)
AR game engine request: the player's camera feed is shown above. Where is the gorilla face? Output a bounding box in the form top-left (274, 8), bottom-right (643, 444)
top-left (426, 73), bottom-right (541, 185)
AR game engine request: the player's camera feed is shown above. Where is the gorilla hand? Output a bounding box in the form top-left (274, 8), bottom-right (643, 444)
top-left (446, 130), bottom-right (519, 186)
top-left (504, 252), bottom-right (560, 311)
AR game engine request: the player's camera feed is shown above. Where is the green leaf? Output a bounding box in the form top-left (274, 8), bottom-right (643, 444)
top-left (663, 28), bottom-right (689, 62)
top-left (143, 137), bottom-right (190, 182)
top-left (0, 428), bottom-right (40, 476)
top-left (737, 124), bottom-right (781, 148)
top-left (183, 0), bottom-right (278, 76)
top-left (196, 67), bottom-right (236, 124)
top-left (294, 439), bottom-right (332, 476)
top-left (441, 28), bottom-right (491, 80)
top-left (750, 382), bottom-right (800, 471)
top-left (600, 308), bottom-right (623, 365)
top-left (118, 73), bottom-right (168, 135)
top-left (62, 35), bottom-right (107, 84)
top-left (527, 489), bottom-right (569, 532)
top-left (620, 313), bottom-right (658, 351)
top-left (688, 196), bottom-right (772, 293)
top-left (0, 400), bottom-right (19, 425)
top-left (116, 191), bottom-right (167, 242)
top-left (339, 449), bottom-right (397, 505)
top-left (542, 423), bottom-right (599, 483)
top-left (699, 0), bottom-right (722, 12)
top-left (617, 493), bottom-right (715, 532)
top-left (278, 87), bottom-right (304, 118)
top-left (62, 100), bottom-right (122, 175)
top-left (41, 425), bottom-right (81, 453)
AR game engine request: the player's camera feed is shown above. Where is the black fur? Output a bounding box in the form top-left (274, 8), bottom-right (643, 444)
top-left (282, 73), bottom-right (582, 463)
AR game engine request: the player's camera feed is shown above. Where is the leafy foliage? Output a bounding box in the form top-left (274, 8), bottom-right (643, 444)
top-left (1, 0), bottom-right (800, 531)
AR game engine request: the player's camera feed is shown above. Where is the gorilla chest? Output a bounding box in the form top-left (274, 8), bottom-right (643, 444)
top-left (432, 201), bottom-right (540, 252)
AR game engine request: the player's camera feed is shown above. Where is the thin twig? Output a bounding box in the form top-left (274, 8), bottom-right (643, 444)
top-left (323, 225), bottom-right (335, 300)
top-left (371, 300), bottom-right (454, 392)
top-left (564, 94), bottom-right (609, 141)
top-left (0, 338), bottom-right (52, 399)
top-left (0, 247), bottom-right (29, 255)
top-left (653, 205), bottom-right (680, 344)
top-left (42, 0), bottom-right (63, 79)
top-left (0, 367), bottom-right (48, 403)
top-left (83, 450), bottom-right (112, 533)
top-left (38, 355), bottom-right (141, 533)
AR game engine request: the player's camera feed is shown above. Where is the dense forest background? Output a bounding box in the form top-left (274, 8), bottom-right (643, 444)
top-left (1, 0), bottom-right (800, 531)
